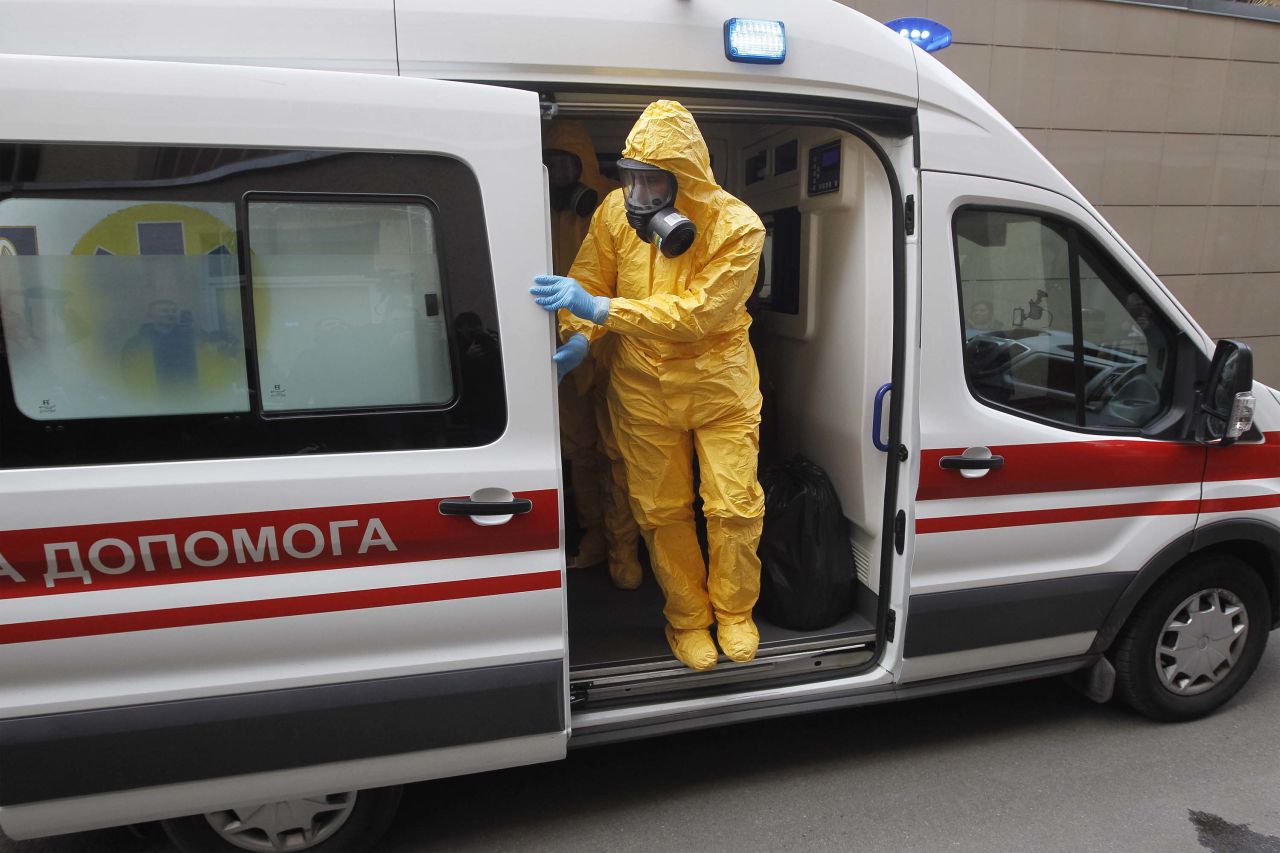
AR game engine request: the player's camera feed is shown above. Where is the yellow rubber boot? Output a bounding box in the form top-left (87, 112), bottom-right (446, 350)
top-left (717, 618), bottom-right (759, 663)
top-left (609, 558), bottom-right (643, 590)
top-left (665, 625), bottom-right (718, 671)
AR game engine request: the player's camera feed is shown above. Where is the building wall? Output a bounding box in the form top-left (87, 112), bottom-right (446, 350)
top-left (844, 0), bottom-right (1280, 384)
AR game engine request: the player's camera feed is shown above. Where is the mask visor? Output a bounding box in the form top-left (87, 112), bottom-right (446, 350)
top-left (617, 158), bottom-right (677, 216)
top-left (543, 149), bottom-right (583, 187)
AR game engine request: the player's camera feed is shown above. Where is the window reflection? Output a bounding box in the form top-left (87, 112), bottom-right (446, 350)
top-left (955, 209), bottom-right (1174, 430)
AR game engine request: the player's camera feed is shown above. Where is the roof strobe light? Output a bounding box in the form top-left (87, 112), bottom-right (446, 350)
top-left (885, 17), bottom-right (952, 53)
top-left (724, 18), bottom-right (786, 65)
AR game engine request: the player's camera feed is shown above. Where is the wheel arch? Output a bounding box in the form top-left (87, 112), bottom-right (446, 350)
top-left (1089, 519), bottom-right (1280, 655)
top-left (1192, 519), bottom-right (1280, 630)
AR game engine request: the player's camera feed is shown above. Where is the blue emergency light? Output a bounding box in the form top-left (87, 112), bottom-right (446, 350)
top-left (724, 18), bottom-right (786, 64)
top-left (885, 17), bottom-right (952, 53)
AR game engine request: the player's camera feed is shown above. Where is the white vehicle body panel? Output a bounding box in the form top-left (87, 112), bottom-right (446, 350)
top-left (0, 0), bottom-right (398, 75)
top-left (394, 0), bottom-right (916, 106)
top-left (0, 54), bottom-right (567, 837)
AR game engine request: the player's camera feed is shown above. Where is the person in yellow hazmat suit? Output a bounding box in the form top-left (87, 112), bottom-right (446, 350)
top-left (531, 100), bottom-right (766, 672)
top-left (543, 120), bottom-right (643, 589)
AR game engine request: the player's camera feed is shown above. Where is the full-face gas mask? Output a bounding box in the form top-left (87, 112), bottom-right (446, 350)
top-left (617, 158), bottom-right (696, 258)
top-left (543, 148), bottom-right (600, 218)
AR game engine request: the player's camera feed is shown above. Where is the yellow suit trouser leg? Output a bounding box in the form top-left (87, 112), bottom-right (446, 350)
top-left (558, 381), bottom-right (606, 563)
top-left (608, 396), bottom-right (712, 630)
top-left (694, 413), bottom-right (766, 625)
top-left (593, 382), bottom-right (641, 579)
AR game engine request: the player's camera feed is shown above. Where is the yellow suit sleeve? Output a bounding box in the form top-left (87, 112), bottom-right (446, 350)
top-left (604, 227), bottom-right (764, 343)
top-left (559, 205), bottom-right (618, 346)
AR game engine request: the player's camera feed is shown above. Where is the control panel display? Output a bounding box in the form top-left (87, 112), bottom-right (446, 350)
top-left (807, 140), bottom-right (841, 196)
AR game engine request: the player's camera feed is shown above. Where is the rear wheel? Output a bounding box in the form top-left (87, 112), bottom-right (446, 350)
top-left (1113, 554), bottom-right (1270, 721)
top-left (161, 785), bottom-right (402, 853)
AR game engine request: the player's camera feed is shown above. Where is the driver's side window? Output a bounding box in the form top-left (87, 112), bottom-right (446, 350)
top-left (954, 207), bottom-right (1175, 431)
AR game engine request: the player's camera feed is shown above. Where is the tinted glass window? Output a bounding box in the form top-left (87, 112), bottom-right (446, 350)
top-left (1077, 250), bottom-right (1174, 428)
top-left (0, 144), bottom-right (506, 468)
top-left (955, 208), bottom-right (1175, 431)
top-left (957, 211), bottom-right (1075, 423)
top-left (0, 199), bottom-right (247, 421)
top-left (247, 200), bottom-right (453, 414)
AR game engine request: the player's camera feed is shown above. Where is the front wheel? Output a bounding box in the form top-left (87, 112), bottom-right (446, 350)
top-left (1113, 554), bottom-right (1270, 721)
top-left (161, 785), bottom-right (402, 853)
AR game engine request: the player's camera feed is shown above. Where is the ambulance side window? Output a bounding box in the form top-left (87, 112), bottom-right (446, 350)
top-left (0, 143), bottom-right (506, 468)
top-left (245, 199), bottom-right (454, 415)
top-left (954, 207), bottom-right (1176, 432)
top-left (0, 198), bottom-right (249, 423)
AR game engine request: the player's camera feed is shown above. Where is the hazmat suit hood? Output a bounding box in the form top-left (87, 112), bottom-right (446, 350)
top-left (545, 119), bottom-right (617, 279)
top-left (545, 119), bottom-right (616, 199)
top-left (621, 100), bottom-right (719, 218)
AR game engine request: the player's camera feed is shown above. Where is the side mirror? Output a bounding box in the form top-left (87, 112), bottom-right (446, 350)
top-left (1198, 339), bottom-right (1255, 446)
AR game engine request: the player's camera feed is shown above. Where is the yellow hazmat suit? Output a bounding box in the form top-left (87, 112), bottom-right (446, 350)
top-left (561, 101), bottom-right (766, 670)
top-left (545, 120), bottom-right (642, 587)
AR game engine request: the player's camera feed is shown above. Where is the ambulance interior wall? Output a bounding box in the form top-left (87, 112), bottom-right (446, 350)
top-left (574, 116), bottom-right (888, 598)
top-left (734, 128), bottom-right (892, 597)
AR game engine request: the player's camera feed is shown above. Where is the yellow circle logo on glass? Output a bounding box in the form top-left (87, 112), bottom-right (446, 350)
top-left (70, 202), bottom-right (235, 258)
top-left (63, 202), bottom-right (249, 409)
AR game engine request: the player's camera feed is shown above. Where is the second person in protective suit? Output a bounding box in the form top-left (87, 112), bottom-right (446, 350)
top-left (543, 119), bottom-right (643, 589)
top-left (532, 100), bottom-right (766, 672)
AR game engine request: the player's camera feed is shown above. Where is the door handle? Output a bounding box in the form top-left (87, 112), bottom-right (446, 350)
top-left (439, 487), bottom-right (533, 527)
top-left (938, 456), bottom-right (1004, 470)
top-left (439, 498), bottom-right (533, 516)
top-left (872, 382), bottom-right (892, 452)
top-left (938, 447), bottom-right (1004, 479)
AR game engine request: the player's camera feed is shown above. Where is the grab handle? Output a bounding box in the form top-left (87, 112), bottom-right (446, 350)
top-left (872, 382), bottom-right (892, 452)
top-left (439, 498), bottom-right (533, 516)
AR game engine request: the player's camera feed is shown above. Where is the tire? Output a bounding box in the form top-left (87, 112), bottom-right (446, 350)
top-left (1113, 554), bottom-right (1271, 721)
top-left (161, 785), bottom-right (402, 853)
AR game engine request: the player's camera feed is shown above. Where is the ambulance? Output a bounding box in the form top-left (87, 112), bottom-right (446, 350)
top-left (0, 1), bottom-right (1277, 850)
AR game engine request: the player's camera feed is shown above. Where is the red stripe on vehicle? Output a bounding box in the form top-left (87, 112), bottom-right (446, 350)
top-left (0, 491), bottom-right (558, 599)
top-left (917, 432), bottom-right (1279, 502)
top-left (917, 439), bottom-right (1207, 501)
top-left (0, 570), bottom-right (562, 645)
top-left (1204, 433), bottom-right (1280, 484)
top-left (916, 498), bottom-right (1202, 534)
top-left (1200, 494), bottom-right (1280, 514)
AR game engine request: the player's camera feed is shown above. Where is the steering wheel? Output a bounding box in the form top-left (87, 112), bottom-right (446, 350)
top-left (1097, 372), bottom-right (1161, 427)
top-left (964, 334), bottom-right (1017, 378)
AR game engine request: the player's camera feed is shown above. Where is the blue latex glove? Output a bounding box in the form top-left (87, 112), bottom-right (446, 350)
top-left (530, 274), bottom-right (610, 325)
top-left (553, 333), bottom-right (590, 384)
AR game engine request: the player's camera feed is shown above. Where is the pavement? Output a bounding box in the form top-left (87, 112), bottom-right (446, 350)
top-left (4, 642), bottom-right (1279, 853)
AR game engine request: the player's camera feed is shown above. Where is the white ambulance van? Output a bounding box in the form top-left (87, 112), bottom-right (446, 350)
top-left (0, 1), bottom-right (1277, 849)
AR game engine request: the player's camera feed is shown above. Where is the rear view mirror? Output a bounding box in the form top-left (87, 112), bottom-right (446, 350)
top-left (1198, 339), bottom-right (1255, 446)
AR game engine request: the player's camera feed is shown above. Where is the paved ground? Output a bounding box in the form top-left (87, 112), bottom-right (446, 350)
top-left (4, 643), bottom-right (1279, 853)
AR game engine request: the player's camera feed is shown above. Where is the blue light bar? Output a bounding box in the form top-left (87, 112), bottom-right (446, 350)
top-left (724, 18), bottom-right (786, 65)
top-left (885, 17), bottom-right (952, 53)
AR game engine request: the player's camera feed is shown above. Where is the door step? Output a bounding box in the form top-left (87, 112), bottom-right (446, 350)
top-left (570, 641), bottom-right (875, 706)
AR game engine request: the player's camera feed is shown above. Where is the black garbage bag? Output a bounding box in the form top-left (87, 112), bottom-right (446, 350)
top-left (757, 455), bottom-right (857, 630)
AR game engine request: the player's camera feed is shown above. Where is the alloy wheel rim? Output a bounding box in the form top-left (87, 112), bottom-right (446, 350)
top-left (204, 792), bottom-right (357, 852)
top-left (1155, 588), bottom-right (1248, 697)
